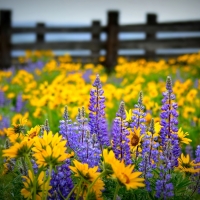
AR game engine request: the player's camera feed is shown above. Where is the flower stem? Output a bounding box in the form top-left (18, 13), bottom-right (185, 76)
top-left (113, 182), bottom-right (120, 200)
top-left (75, 180), bottom-right (83, 200)
top-left (43, 164), bottom-right (53, 200)
top-left (65, 184), bottom-right (78, 200)
top-left (85, 171), bottom-right (105, 200)
top-left (25, 154), bottom-right (36, 200)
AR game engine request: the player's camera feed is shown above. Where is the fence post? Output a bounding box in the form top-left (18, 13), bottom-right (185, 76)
top-left (36, 23), bottom-right (45, 48)
top-left (91, 20), bottom-right (101, 65)
top-left (0, 10), bottom-right (11, 69)
top-left (105, 11), bottom-right (119, 73)
top-left (146, 13), bottom-right (157, 60)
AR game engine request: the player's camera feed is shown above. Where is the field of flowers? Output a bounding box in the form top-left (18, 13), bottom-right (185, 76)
top-left (0, 51), bottom-right (200, 200)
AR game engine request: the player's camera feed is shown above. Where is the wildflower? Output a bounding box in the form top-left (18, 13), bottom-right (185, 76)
top-left (112, 101), bottom-right (132, 165)
top-left (176, 153), bottom-right (200, 174)
top-left (177, 127), bottom-right (192, 145)
top-left (127, 127), bottom-right (143, 153)
top-left (112, 160), bottom-right (145, 190)
top-left (88, 74), bottom-right (110, 149)
top-left (49, 160), bottom-right (74, 200)
top-left (130, 91), bottom-right (146, 134)
top-left (3, 138), bottom-right (34, 158)
top-left (27, 125), bottom-right (40, 139)
top-left (69, 159), bottom-right (104, 199)
top-left (21, 170), bottom-right (51, 200)
top-left (7, 116), bottom-right (27, 136)
top-left (32, 131), bottom-right (73, 167)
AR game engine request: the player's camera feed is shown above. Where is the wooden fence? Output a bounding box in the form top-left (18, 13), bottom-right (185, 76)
top-left (0, 10), bottom-right (200, 72)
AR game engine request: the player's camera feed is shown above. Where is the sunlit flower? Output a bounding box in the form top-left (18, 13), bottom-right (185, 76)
top-left (176, 153), bottom-right (200, 174)
top-left (127, 127), bottom-right (144, 153)
top-left (3, 138), bottom-right (34, 158)
top-left (21, 170), bottom-right (51, 200)
top-left (112, 160), bottom-right (145, 190)
top-left (27, 125), bottom-right (40, 139)
top-left (69, 160), bottom-right (104, 199)
top-left (32, 131), bottom-right (72, 167)
top-left (177, 128), bottom-right (192, 145)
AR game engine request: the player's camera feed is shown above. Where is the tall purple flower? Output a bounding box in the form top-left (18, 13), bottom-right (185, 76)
top-left (139, 119), bottom-right (159, 191)
top-left (0, 116), bottom-right (10, 129)
top-left (15, 94), bottom-right (24, 112)
top-left (160, 76), bottom-right (180, 167)
top-left (74, 107), bottom-right (101, 167)
top-left (130, 91), bottom-right (146, 134)
top-left (0, 90), bottom-right (5, 107)
top-left (155, 76), bottom-right (180, 199)
top-left (88, 74), bottom-right (110, 150)
top-left (59, 106), bottom-right (77, 150)
top-left (49, 160), bottom-right (74, 200)
top-left (112, 101), bottom-right (132, 165)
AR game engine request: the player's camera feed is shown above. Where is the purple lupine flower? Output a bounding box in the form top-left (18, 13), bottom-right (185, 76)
top-left (186, 145), bottom-right (194, 160)
top-left (112, 101), bottom-right (132, 165)
top-left (130, 91), bottom-right (146, 134)
top-left (74, 107), bottom-right (101, 167)
top-left (160, 76), bottom-right (180, 167)
top-left (49, 160), bottom-right (74, 200)
top-left (155, 76), bottom-right (181, 199)
top-left (59, 106), bottom-right (77, 150)
top-left (195, 145), bottom-right (200, 163)
top-left (0, 116), bottom-right (10, 129)
top-left (15, 94), bottom-right (24, 112)
top-left (0, 90), bottom-right (5, 107)
top-left (88, 74), bottom-right (110, 150)
top-left (139, 119), bottom-right (159, 191)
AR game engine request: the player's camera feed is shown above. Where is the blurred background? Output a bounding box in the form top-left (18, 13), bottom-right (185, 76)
top-left (0, 0), bottom-right (200, 69)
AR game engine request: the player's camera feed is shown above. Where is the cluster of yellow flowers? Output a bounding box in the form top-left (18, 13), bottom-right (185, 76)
top-left (2, 117), bottom-right (73, 200)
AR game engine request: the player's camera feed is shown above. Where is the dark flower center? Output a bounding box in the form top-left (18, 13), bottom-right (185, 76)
top-left (122, 173), bottom-right (130, 184)
top-left (131, 135), bottom-right (139, 146)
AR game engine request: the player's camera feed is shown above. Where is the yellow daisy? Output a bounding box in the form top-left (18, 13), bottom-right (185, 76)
top-left (176, 153), bottom-right (200, 174)
top-left (127, 127), bottom-right (144, 152)
top-left (21, 170), bottom-right (51, 200)
top-left (3, 138), bottom-right (34, 159)
top-left (27, 125), bottom-right (40, 139)
top-left (69, 160), bottom-right (104, 199)
top-left (32, 131), bottom-right (72, 167)
top-left (112, 160), bottom-right (145, 190)
top-left (177, 128), bottom-right (192, 145)
top-left (125, 109), bottom-right (132, 123)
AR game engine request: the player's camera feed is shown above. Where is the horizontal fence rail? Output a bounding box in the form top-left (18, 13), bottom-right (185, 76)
top-left (0, 10), bottom-right (200, 71)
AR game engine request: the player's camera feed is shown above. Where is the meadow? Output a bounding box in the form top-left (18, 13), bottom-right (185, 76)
top-left (0, 51), bottom-right (200, 200)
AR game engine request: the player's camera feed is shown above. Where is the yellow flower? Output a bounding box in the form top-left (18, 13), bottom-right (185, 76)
top-left (7, 93), bottom-right (15, 99)
top-left (177, 128), bottom-right (192, 145)
top-left (125, 109), bottom-right (132, 122)
top-left (176, 154), bottom-right (200, 174)
top-left (127, 127), bottom-right (144, 153)
top-left (69, 160), bottom-right (104, 199)
top-left (8, 133), bottom-right (24, 144)
top-left (21, 170), bottom-right (51, 200)
top-left (3, 138), bottom-right (34, 158)
top-left (27, 125), bottom-right (40, 139)
top-left (112, 160), bottom-right (145, 190)
top-left (7, 115), bottom-right (28, 136)
top-left (32, 131), bottom-right (72, 167)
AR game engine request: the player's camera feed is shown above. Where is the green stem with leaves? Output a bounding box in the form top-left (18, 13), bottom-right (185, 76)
top-left (65, 184), bottom-right (78, 200)
top-left (25, 154), bottom-right (36, 200)
top-left (75, 179), bottom-right (83, 200)
top-left (113, 182), bottom-right (120, 200)
top-left (43, 164), bottom-right (53, 200)
top-left (85, 171), bottom-right (106, 200)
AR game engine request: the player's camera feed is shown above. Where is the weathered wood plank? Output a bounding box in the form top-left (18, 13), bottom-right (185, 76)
top-left (119, 38), bottom-right (200, 50)
top-left (119, 21), bottom-right (200, 32)
top-left (11, 41), bottom-right (105, 50)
